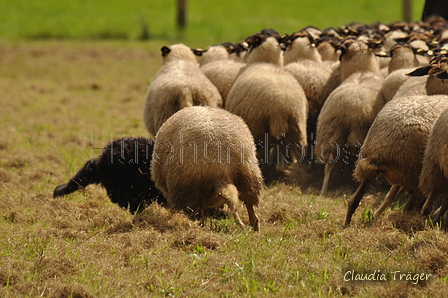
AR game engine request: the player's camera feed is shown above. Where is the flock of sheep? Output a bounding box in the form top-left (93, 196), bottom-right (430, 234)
top-left (55, 15), bottom-right (448, 231)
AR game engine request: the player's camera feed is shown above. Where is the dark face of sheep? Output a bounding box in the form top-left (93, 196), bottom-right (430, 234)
top-left (53, 137), bottom-right (166, 214)
top-left (282, 31), bottom-right (317, 50)
top-left (245, 29), bottom-right (281, 53)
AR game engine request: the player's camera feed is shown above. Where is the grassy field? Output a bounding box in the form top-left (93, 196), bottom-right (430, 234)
top-left (0, 39), bottom-right (447, 297)
top-left (0, 0), bottom-right (426, 46)
top-left (1, 1), bottom-right (448, 297)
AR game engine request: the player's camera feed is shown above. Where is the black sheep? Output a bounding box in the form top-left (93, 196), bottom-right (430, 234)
top-left (53, 137), bottom-right (166, 213)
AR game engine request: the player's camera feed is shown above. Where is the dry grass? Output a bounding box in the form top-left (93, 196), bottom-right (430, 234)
top-left (1, 40), bottom-right (447, 297)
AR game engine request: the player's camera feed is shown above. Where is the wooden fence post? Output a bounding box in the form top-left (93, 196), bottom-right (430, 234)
top-left (403, 0), bottom-right (413, 22)
top-left (177, 0), bottom-right (187, 31)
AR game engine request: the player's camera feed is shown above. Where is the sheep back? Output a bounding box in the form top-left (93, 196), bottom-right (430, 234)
top-left (143, 51), bottom-right (222, 137)
top-left (392, 75), bottom-right (427, 99)
top-left (379, 68), bottom-right (421, 103)
top-left (284, 60), bottom-right (341, 124)
top-left (419, 107), bottom-right (448, 196)
top-left (315, 72), bottom-right (384, 163)
top-left (151, 106), bottom-right (263, 215)
top-left (354, 95), bottom-right (448, 188)
top-left (226, 63), bottom-right (308, 148)
top-left (200, 59), bottom-right (246, 105)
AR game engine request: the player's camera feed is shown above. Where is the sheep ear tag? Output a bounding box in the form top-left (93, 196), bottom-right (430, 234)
top-left (191, 48), bottom-right (205, 56)
top-left (161, 46), bottom-right (171, 57)
top-left (375, 51), bottom-right (390, 58)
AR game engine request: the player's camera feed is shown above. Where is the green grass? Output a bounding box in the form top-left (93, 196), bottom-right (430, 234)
top-left (0, 1), bottom-right (446, 296)
top-left (0, 40), bottom-right (447, 297)
top-left (0, 0), bottom-right (426, 46)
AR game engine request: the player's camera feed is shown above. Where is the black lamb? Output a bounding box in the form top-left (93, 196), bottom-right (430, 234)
top-left (53, 137), bottom-right (166, 213)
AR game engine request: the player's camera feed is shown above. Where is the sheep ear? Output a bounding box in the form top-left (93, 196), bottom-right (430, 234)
top-left (366, 39), bottom-right (383, 49)
top-left (338, 44), bottom-right (348, 61)
top-left (435, 71), bottom-right (448, 79)
top-left (394, 37), bottom-right (409, 45)
top-left (407, 66), bottom-right (431, 76)
top-left (329, 40), bottom-right (341, 49)
top-left (161, 46), bottom-right (171, 57)
top-left (412, 47), bottom-right (425, 55)
top-left (375, 51), bottom-right (391, 58)
top-left (221, 42), bottom-right (235, 54)
top-left (191, 48), bottom-right (206, 56)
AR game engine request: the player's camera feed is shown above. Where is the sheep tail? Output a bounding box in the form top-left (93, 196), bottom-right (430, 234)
top-left (352, 158), bottom-right (379, 183)
top-left (53, 159), bottom-right (99, 198)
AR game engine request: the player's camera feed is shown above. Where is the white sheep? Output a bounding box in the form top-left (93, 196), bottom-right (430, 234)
top-left (394, 31), bottom-right (434, 66)
top-left (225, 31), bottom-right (308, 181)
top-left (316, 33), bottom-right (342, 62)
top-left (142, 44), bottom-right (222, 137)
top-left (345, 56), bottom-right (448, 226)
top-left (151, 106), bottom-right (264, 231)
top-left (382, 22), bottom-right (409, 51)
top-left (194, 44), bottom-right (246, 107)
top-left (419, 107), bottom-right (448, 227)
top-left (282, 31), bottom-right (341, 152)
top-left (376, 44), bottom-right (425, 103)
top-left (315, 38), bottom-right (384, 196)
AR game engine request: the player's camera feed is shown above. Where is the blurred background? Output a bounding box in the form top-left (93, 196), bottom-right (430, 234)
top-left (0, 0), bottom-right (426, 47)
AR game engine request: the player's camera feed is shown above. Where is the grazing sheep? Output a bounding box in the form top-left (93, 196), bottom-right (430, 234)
top-left (315, 38), bottom-right (384, 196)
top-left (227, 40), bottom-right (249, 62)
top-left (151, 106), bottom-right (264, 231)
top-left (283, 31), bottom-right (323, 65)
top-left (142, 43), bottom-right (222, 137)
top-left (376, 44), bottom-right (426, 103)
top-left (225, 31), bottom-right (308, 181)
top-left (282, 31), bottom-right (341, 153)
top-left (382, 21), bottom-right (409, 51)
top-left (391, 74), bottom-right (427, 99)
top-left (193, 44), bottom-right (246, 107)
top-left (53, 137), bottom-right (166, 214)
top-left (316, 32), bottom-right (342, 62)
top-left (419, 107), bottom-right (448, 226)
top-left (394, 31), bottom-right (434, 66)
top-left (195, 42), bottom-right (234, 66)
top-left (345, 56), bottom-right (448, 226)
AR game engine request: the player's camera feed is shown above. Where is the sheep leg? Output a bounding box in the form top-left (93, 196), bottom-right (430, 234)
top-left (373, 185), bottom-right (403, 219)
top-left (231, 210), bottom-right (245, 228)
top-left (434, 192), bottom-right (448, 224)
top-left (404, 188), bottom-right (426, 212)
top-left (320, 163), bottom-right (335, 197)
top-left (225, 197), bottom-right (244, 228)
top-left (245, 203), bottom-right (260, 232)
top-left (421, 191), bottom-right (436, 216)
top-left (345, 179), bottom-right (374, 226)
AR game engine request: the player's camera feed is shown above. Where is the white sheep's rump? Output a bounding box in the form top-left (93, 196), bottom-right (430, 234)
top-left (151, 106), bottom-right (264, 231)
top-left (315, 71), bottom-right (384, 195)
top-left (225, 63), bottom-right (308, 181)
top-left (419, 107), bottom-right (448, 225)
top-left (200, 59), bottom-right (245, 107)
top-left (143, 44), bottom-right (222, 137)
top-left (345, 95), bottom-right (448, 226)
